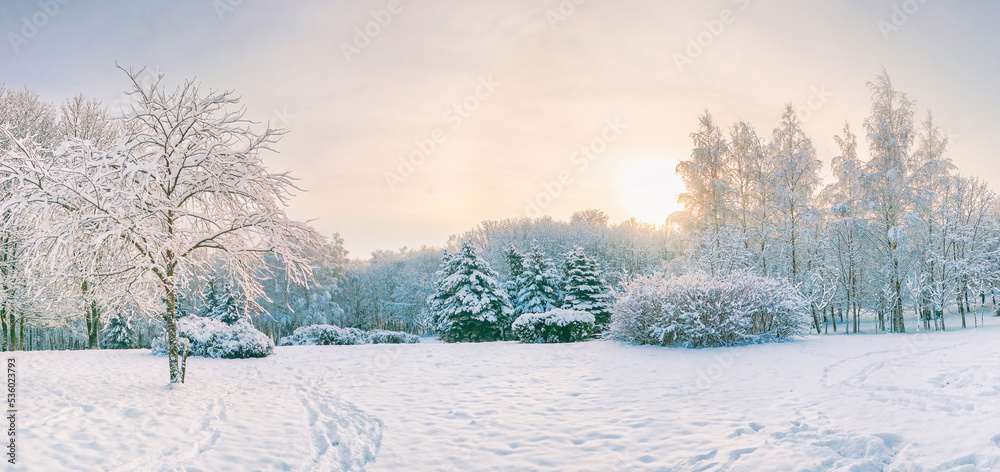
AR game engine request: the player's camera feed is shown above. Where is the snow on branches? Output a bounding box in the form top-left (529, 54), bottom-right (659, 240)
top-left (427, 241), bottom-right (512, 342)
top-left (0, 67), bottom-right (324, 382)
top-left (610, 271), bottom-right (809, 348)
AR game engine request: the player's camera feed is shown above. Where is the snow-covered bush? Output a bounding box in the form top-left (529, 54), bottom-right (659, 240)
top-left (512, 309), bottom-right (595, 343)
top-left (367, 329), bottom-right (421, 344)
top-left (152, 315), bottom-right (274, 359)
top-left (609, 271), bottom-right (809, 348)
top-left (277, 324), bottom-right (366, 345)
top-left (277, 324), bottom-right (419, 346)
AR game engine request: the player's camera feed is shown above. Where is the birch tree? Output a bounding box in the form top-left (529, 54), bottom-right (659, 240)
top-left (770, 104), bottom-right (822, 281)
top-left (822, 122), bottom-right (869, 333)
top-left (677, 111), bottom-right (731, 275)
top-left (727, 119), bottom-right (772, 273)
top-left (863, 69), bottom-right (917, 333)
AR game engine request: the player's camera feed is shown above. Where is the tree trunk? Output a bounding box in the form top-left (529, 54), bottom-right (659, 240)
top-left (958, 292), bottom-right (967, 328)
top-left (82, 281), bottom-right (102, 349)
top-left (87, 301), bottom-right (100, 349)
top-left (830, 305), bottom-right (837, 333)
top-left (164, 286), bottom-right (181, 383)
top-left (1, 305), bottom-right (7, 351)
top-left (811, 305), bottom-right (821, 334)
top-left (6, 309), bottom-right (15, 351)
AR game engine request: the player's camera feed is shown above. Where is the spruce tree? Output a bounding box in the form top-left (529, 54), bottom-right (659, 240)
top-left (502, 244), bottom-right (526, 303)
top-left (101, 311), bottom-right (136, 349)
top-left (427, 241), bottom-right (512, 342)
top-left (514, 244), bottom-right (563, 316)
top-left (561, 246), bottom-right (613, 327)
top-left (201, 275), bottom-right (245, 325)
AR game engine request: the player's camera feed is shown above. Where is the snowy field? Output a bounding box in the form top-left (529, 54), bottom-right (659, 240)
top-left (14, 318), bottom-right (1000, 471)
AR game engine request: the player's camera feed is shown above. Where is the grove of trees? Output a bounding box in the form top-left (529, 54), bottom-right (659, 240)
top-left (676, 69), bottom-right (1000, 334)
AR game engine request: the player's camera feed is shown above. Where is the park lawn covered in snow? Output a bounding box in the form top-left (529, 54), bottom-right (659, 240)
top-left (13, 318), bottom-right (1000, 471)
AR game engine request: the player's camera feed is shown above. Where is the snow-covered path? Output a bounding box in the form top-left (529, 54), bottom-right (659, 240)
top-left (13, 324), bottom-right (1000, 471)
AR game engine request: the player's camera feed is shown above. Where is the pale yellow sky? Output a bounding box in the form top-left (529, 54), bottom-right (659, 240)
top-left (3, 0), bottom-right (998, 257)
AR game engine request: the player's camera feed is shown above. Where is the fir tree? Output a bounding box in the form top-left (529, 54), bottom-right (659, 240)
top-left (201, 275), bottom-right (245, 325)
top-left (427, 241), bottom-right (512, 342)
top-left (101, 311), bottom-right (136, 349)
top-left (515, 244), bottom-right (563, 316)
top-left (561, 246), bottom-right (613, 327)
top-left (502, 244), bottom-right (526, 303)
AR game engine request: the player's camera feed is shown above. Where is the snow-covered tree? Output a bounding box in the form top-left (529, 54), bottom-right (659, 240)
top-left (863, 68), bottom-right (917, 333)
top-left (677, 111), bottom-right (731, 274)
top-left (101, 310), bottom-right (137, 349)
top-left (561, 246), bottom-right (612, 327)
top-left (257, 233), bottom-right (348, 339)
top-left (57, 94), bottom-right (121, 149)
top-left (0, 84), bottom-right (59, 149)
top-left (727, 119), bottom-right (773, 274)
top-left (502, 244), bottom-right (526, 303)
top-left (770, 104), bottom-right (822, 281)
top-left (514, 244), bottom-right (563, 316)
top-left (908, 110), bottom-right (955, 330)
top-left (0, 68), bottom-right (323, 382)
top-left (201, 274), bottom-right (244, 325)
top-left (821, 121), bottom-right (870, 333)
top-left (427, 241), bottom-right (512, 342)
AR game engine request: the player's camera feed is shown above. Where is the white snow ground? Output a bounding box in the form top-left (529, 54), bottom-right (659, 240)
top-left (12, 317), bottom-right (1000, 471)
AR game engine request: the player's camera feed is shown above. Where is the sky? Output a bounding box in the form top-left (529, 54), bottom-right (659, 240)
top-left (2, 0), bottom-right (999, 258)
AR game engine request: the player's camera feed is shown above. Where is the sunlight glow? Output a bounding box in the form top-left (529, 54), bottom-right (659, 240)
top-left (617, 157), bottom-right (684, 225)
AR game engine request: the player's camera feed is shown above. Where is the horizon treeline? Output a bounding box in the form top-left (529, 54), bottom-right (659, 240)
top-left (3, 68), bottom-right (999, 351)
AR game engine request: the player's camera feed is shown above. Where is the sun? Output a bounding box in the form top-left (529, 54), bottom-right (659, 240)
top-left (616, 157), bottom-right (684, 225)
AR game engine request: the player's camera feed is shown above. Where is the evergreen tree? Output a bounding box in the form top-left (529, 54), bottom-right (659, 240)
top-left (100, 311), bottom-right (136, 349)
top-left (427, 241), bottom-right (512, 342)
top-left (561, 246), bottom-right (612, 327)
top-left (502, 244), bottom-right (526, 303)
top-left (515, 244), bottom-right (563, 315)
top-left (201, 275), bottom-right (245, 325)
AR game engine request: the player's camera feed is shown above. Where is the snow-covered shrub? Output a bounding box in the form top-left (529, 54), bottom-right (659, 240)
top-left (152, 315), bottom-right (274, 358)
top-left (277, 324), bottom-right (419, 346)
top-left (609, 271), bottom-right (809, 348)
top-left (277, 324), bottom-right (366, 345)
top-left (512, 309), bottom-right (595, 343)
top-left (367, 329), bottom-right (420, 344)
